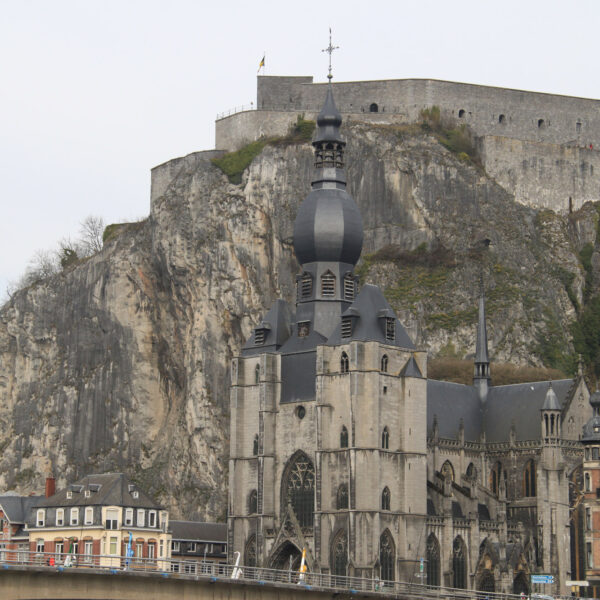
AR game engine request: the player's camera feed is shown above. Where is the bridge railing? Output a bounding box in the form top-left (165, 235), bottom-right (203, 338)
top-left (0, 550), bottom-right (587, 600)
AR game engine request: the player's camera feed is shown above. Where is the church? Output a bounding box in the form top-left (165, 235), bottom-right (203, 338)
top-left (227, 81), bottom-right (592, 596)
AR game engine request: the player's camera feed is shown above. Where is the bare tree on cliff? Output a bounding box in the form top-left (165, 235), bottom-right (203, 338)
top-left (79, 215), bottom-right (104, 256)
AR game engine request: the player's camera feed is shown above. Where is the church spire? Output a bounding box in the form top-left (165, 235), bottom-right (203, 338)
top-left (474, 274), bottom-right (490, 401)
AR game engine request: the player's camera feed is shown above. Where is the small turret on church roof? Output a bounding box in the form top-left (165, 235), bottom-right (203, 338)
top-left (541, 381), bottom-right (561, 411)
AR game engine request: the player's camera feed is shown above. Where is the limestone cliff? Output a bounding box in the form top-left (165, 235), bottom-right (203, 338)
top-left (0, 122), bottom-right (596, 517)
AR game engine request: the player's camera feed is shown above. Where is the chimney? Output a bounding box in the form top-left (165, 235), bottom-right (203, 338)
top-left (45, 477), bottom-right (55, 498)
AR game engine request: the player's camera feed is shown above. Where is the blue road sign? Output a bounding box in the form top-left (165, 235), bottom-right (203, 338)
top-left (531, 575), bottom-right (554, 584)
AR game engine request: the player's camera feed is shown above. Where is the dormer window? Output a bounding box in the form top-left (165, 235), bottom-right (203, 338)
top-left (66, 491), bottom-right (73, 499)
top-left (321, 271), bottom-right (336, 297)
top-left (385, 318), bottom-right (395, 342)
top-left (298, 321), bottom-right (310, 338)
top-left (341, 318), bottom-right (352, 339)
top-left (343, 274), bottom-right (355, 301)
top-left (300, 273), bottom-right (313, 299)
top-left (36, 509), bottom-right (45, 527)
top-left (132, 491), bottom-right (139, 499)
top-left (56, 508), bottom-right (64, 527)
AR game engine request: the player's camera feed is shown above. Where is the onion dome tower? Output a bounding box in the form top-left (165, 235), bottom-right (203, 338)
top-left (292, 83), bottom-right (363, 339)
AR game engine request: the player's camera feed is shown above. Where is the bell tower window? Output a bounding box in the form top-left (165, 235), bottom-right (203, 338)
top-left (321, 271), bottom-right (336, 297)
top-left (254, 329), bottom-right (265, 345)
top-left (381, 355), bottom-right (389, 372)
top-left (385, 318), bottom-right (395, 342)
top-left (341, 318), bottom-right (352, 339)
top-left (343, 274), bottom-right (355, 301)
top-left (300, 273), bottom-right (313, 299)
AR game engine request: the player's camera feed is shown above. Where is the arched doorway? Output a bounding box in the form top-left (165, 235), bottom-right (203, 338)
top-left (269, 540), bottom-right (303, 571)
top-left (513, 571), bottom-right (529, 595)
top-left (379, 530), bottom-right (395, 581)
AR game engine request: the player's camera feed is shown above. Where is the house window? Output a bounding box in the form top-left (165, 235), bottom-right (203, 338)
top-left (188, 542), bottom-right (197, 553)
top-left (84, 507), bottom-right (93, 525)
top-left (105, 508), bottom-right (118, 530)
top-left (340, 425), bottom-right (348, 448)
top-left (137, 509), bottom-right (145, 527)
top-left (132, 491), bottom-right (139, 499)
top-left (381, 354), bottom-right (388, 372)
top-left (184, 561), bottom-right (197, 574)
top-left (586, 473), bottom-right (591, 492)
top-left (381, 487), bottom-right (391, 511)
top-left (385, 318), bottom-right (395, 342)
top-left (382, 426), bottom-right (390, 450)
top-left (588, 542), bottom-right (593, 568)
top-left (523, 459), bottom-right (536, 497)
top-left (587, 507), bottom-right (592, 530)
top-left (83, 540), bottom-right (93, 563)
top-left (248, 489), bottom-right (258, 514)
top-left (340, 352), bottom-right (349, 373)
top-left (135, 543), bottom-right (143, 559)
top-left (341, 318), bottom-right (352, 339)
top-left (159, 540), bottom-right (164, 558)
top-left (337, 484), bottom-right (349, 510)
top-left (321, 271), bottom-right (336, 297)
top-left (36, 540), bottom-right (44, 553)
top-left (172, 541), bottom-right (181, 552)
top-left (148, 511), bottom-right (157, 528)
top-left (55, 541), bottom-right (64, 561)
top-left (70, 508), bottom-right (79, 526)
top-left (56, 508), bottom-right (64, 527)
top-left (66, 491), bottom-right (72, 499)
top-left (125, 508), bottom-right (133, 526)
top-left (343, 274), bottom-right (355, 301)
top-left (586, 448), bottom-right (590, 460)
top-left (594, 447), bottom-right (599, 460)
top-left (109, 537), bottom-right (118, 555)
top-left (148, 543), bottom-right (156, 560)
top-left (36, 510), bottom-right (45, 527)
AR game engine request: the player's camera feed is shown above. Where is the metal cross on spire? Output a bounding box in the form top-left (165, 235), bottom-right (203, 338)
top-left (321, 28), bottom-right (339, 81)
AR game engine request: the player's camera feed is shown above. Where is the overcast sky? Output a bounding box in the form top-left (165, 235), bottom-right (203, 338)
top-left (2, 0), bottom-right (600, 303)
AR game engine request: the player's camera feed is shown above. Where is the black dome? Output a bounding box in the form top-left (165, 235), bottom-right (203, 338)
top-left (293, 187), bottom-right (363, 265)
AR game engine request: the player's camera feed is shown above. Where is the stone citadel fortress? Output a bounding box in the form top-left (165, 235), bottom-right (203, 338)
top-left (206, 75), bottom-right (600, 215)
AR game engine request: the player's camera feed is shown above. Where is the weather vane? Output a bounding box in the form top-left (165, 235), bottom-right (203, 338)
top-left (322, 28), bottom-right (339, 81)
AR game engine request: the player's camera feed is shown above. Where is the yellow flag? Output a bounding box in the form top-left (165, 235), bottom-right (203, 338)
top-left (257, 55), bottom-right (265, 73)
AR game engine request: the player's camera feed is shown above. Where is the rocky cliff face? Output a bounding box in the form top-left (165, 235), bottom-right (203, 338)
top-left (0, 122), bottom-right (595, 517)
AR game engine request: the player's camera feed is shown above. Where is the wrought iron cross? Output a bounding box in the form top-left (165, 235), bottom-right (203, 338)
top-left (322, 28), bottom-right (339, 81)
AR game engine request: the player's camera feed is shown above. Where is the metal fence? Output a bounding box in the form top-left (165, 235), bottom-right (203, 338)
top-left (0, 550), bottom-right (591, 600)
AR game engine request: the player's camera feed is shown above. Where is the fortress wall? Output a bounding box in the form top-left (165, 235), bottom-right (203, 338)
top-left (480, 136), bottom-right (600, 213)
top-left (258, 77), bottom-right (600, 147)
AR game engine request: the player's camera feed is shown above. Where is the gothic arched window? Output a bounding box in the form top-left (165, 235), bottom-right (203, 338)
top-left (381, 486), bottom-right (391, 511)
top-left (452, 536), bottom-right (467, 589)
top-left (466, 462), bottom-right (476, 480)
top-left (248, 489), bottom-right (258, 514)
top-left (379, 530), bottom-right (395, 581)
top-left (340, 426), bottom-right (348, 448)
top-left (381, 354), bottom-right (389, 373)
top-left (253, 434), bottom-right (259, 456)
top-left (321, 271), bottom-right (336, 297)
top-left (478, 570), bottom-right (495, 593)
top-left (255, 364), bottom-right (260, 384)
top-left (441, 460), bottom-right (455, 482)
top-left (381, 427), bottom-right (389, 450)
top-left (523, 459), bottom-right (536, 497)
top-left (426, 534), bottom-right (440, 587)
top-left (245, 534), bottom-right (257, 567)
top-left (336, 484), bottom-right (348, 510)
top-left (331, 530), bottom-right (348, 582)
top-left (340, 352), bottom-right (349, 374)
top-left (282, 452), bottom-right (315, 529)
top-left (490, 461), bottom-right (503, 495)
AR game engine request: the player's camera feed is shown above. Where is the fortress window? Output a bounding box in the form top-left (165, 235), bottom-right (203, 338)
top-left (381, 354), bottom-right (389, 373)
top-left (577, 121), bottom-right (582, 134)
top-left (341, 318), bottom-right (352, 339)
top-left (498, 114), bottom-right (506, 124)
top-left (369, 103), bottom-right (379, 113)
top-left (300, 273), bottom-right (313, 299)
top-left (253, 434), bottom-right (259, 456)
top-left (248, 489), bottom-right (258, 514)
top-left (337, 484), bottom-right (349, 509)
top-left (340, 425), bottom-right (349, 448)
top-left (458, 109), bottom-right (466, 118)
top-left (381, 487), bottom-right (391, 510)
top-left (538, 119), bottom-right (546, 129)
top-left (254, 329), bottom-right (265, 345)
top-left (385, 318), bottom-right (395, 342)
top-left (340, 352), bottom-right (349, 374)
top-left (523, 459), bottom-right (536, 497)
top-left (382, 426), bottom-right (390, 450)
top-left (298, 321), bottom-right (310, 338)
top-left (321, 271), bottom-right (336, 297)
top-left (343, 274), bottom-right (355, 301)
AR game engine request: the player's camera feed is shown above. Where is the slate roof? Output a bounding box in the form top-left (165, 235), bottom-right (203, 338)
top-left (242, 300), bottom-right (293, 356)
top-left (170, 521), bottom-right (227, 542)
top-left (279, 328), bottom-right (327, 354)
top-left (484, 379), bottom-right (573, 442)
top-left (326, 284), bottom-right (415, 349)
top-left (399, 355), bottom-right (423, 378)
top-left (0, 495), bottom-right (44, 523)
top-left (427, 380), bottom-right (482, 441)
top-left (35, 473), bottom-right (163, 510)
